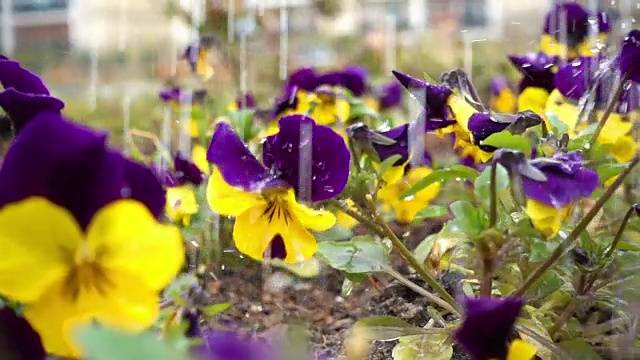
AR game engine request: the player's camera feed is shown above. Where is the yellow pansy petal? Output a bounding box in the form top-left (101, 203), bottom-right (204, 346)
top-left (492, 88), bottom-right (516, 113)
top-left (165, 186), bottom-right (199, 225)
top-left (87, 200), bottom-right (184, 292)
top-left (506, 339), bottom-right (537, 360)
top-left (525, 199), bottom-right (571, 238)
top-left (25, 271), bottom-right (158, 358)
top-left (191, 144), bottom-right (210, 175)
top-left (364, 97), bottom-right (380, 112)
top-left (336, 98), bottom-right (351, 122)
top-left (206, 168), bottom-right (265, 216)
top-left (0, 197), bottom-right (79, 303)
top-left (447, 95), bottom-right (477, 131)
top-left (517, 87), bottom-right (549, 120)
top-left (286, 191), bottom-right (336, 232)
top-left (336, 211), bottom-right (359, 229)
top-left (378, 167), bottom-right (442, 223)
top-left (608, 135), bottom-right (636, 163)
top-left (232, 200), bottom-right (318, 263)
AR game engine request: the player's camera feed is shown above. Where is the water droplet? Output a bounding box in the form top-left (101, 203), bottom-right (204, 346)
top-left (121, 187), bottom-right (132, 197)
top-left (323, 185), bottom-right (334, 193)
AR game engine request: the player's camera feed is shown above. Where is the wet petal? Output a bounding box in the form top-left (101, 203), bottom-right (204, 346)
top-left (467, 112), bottom-right (510, 145)
top-left (392, 70), bottom-right (452, 119)
top-left (286, 67), bottom-right (319, 92)
top-left (262, 115), bottom-right (350, 202)
top-left (371, 124), bottom-right (409, 166)
top-left (619, 29), bottom-right (640, 83)
top-left (454, 296), bottom-right (524, 360)
top-left (318, 66), bottom-right (368, 96)
top-left (0, 197), bottom-right (79, 303)
top-left (206, 167), bottom-right (266, 217)
top-left (508, 53), bottom-right (557, 93)
top-left (0, 308), bottom-right (46, 360)
top-left (543, 3), bottom-right (590, 48)
top-left (174, 152), bottom-right (205, 186)
top-left (87, 200), bottom-right (183, 292)
top-left (554, 57), bottom-right (593, 101)
top-left (286, 191), bottom-right (335, 232)
top-left (375, 81), bottom-right (402, 109)
top-left (206, 122), bottom-right (270, 190)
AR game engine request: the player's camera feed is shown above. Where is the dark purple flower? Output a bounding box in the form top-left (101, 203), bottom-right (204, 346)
top-left (236, 93), bottom-right (257, 109)
top-left (468, 113), bottom-right (511, 147)
top-left (207, 115), bottom-right (350, 202)
top-left (0, 308), bottom-right (46, 360)
top-left (153, 153), bottom-right (205, 188)
top-left (454, 296), bottom-right (524, 360)
top-left (371, 124), bottom-right (410, 166)
top-left (619, 29), bottom-right (640, 83)
top-left (159, 88), bottom-right (208, 104)
top-left (286, 67), bottom-right (319, 93)
top-left (193, 329), bottom-right (276, 360)
top-left (521, 151), bottom-right (598, 208)
top-left (374, 81), bottom-right (402, 110)
top-left (543, 2), bottom-right (591, 49)
top-left (317, 66), bottom-right (368, 96)
top-left (271, 88), bottom-right (299, 119)
top-left (0, 114), bottom-right (165, 230)
top-left (391, 70), bottom-right (457, 129)
top-left (508, 52), bottom-right (558, 93)
top-left (597, 10), bottom-right (611, 34)
top-left (489, 76), bottom-right (510, 97)
top-left (0, 57), bottom-right (65, 134)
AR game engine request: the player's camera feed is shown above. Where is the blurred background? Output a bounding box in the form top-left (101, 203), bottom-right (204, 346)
top-left (0, 0), bottom-right (636, 141)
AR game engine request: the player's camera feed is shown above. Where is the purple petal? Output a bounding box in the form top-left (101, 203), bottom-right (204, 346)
top-left (0, 114), bottom-right (141, 229)
top-left (543, 3), bottom-right (591, 48)
top-left (0, 58), bottom-right (51, 95)
top-left (183, 44), bottom-right (201, 72)
top-left (454, 297), bottom-right (524, 360)
top-left (375, 81), bottom-right (403, 109)
top-left (194, 329), bottom-right (276, 360)
top-left (286, 67), bottom-right (319, 92)
top-left (159, 88), bottom-right (181, 103)
top-left (489, 76), bottom-right (509, 96)
top-left (522, 151), bottom-right (598, 208)
top-left (174, 152), bottom-right (205, 186)
top-left (236, 92), bottom-right (257, 109)
top-left (508, 52), bottom-right (557, 93)
top-left (597, 10), bottom-right (611, 34)
top-left (206, 122), bottom-right (270, 190)
top-left (467, 113), bottom-right (510, 146)
top-left (123, 158), bottom-right (166, 220)
top-left (271, 88), bottom-right (299, 118)
top-left (619, 30), bottom-right (640, 83)
top-left (151, 164), bottom-right (179, 187)
top-left (392, 70), bottom-right (452, 120)
top-left (318, 66), bottom-right (368, 96)
top-left (265, 234), bottom-right (287, 260)
top-left (554, 57), bottom-right (594, 101)
top-left (0, 308), bottom-right (46, 360)
top-left (371, 124), bottom-right (409, 166)
top-left (262, 115), bottom-right (350, 202)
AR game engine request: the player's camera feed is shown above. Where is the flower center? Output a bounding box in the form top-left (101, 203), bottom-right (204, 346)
top-left (63, 243), bottom-right (113, 301)
top-left (261, 194), bottom-right (292, 260)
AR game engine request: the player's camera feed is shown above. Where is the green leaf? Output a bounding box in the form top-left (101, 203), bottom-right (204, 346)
top-left (595, 162), bottom-right (627, 184)
top-left (377, 154), bottom-right (403, 179)
top-left (449, 200), bottom-right (486, 236)
top-left (556, 339), bottom-right (602, 360)
top-left (352, 316), bottom-right (437, 341)
top-left (413, 233), bottom-right (437, 265)
top-left (399, 165), bottom-right (479, 199)
top-left (348, 99), bottom-right (379, 120)
top-left (316, 235), bottom-right (390, 273)
top-left (392, 334), bottom-right (453, 360)
top-left (76, 325), bottom-right (188, 360)
top-left (546, 112), bottom-right (568, 134)
top-left (473, 163), bottom-right (509, 209)
top-left (517, 318), bottom-right (553, 360)
top-left (481, 131), bottom-right (532, 156)
top-left (413, 205), bottom-right (449, 221)
top-left (228, 109), bottom-right (256, 142)
top-left (202, 303), bottom-right (231, 316)
top-left (313, 225), bottom-right (353, 242)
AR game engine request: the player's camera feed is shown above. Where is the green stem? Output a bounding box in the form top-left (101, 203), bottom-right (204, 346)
top-left (332, 200), bottom-right (386, 238)
top-left (589, 72), bottom-right (630, 147)
top-left (489, 160), bottom-right (498, 228)
top-left (385, 267), bottom-right (459, 315)
top-left (549, 300), bottom-right (576, 339)
top-left (603, 205), bottom-right (636, 259)
top-left (366, 197), bottom-right (460, 312)
top-left (511, 155), bottom-right (640, 298)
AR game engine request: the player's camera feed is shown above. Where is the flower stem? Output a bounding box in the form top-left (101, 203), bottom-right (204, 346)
top-left (589, 72), bottom-right (630, 147)
top-left (603, 205), bottom-right (637, 259)
top-left (365, 196), bottom-right (460, 312)
top-left (385, 267), bottom-right (459, 315)
top-left (489, 160), bottom-right (498, 228)
top-left (511, 155), bottom-right (640, 298)
top-left (549, 300), bottom-right (576, 339)
top-left (331, 200), bottom-right (386, 238)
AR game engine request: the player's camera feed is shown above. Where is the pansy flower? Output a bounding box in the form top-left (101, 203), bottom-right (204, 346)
top-left (182, 34), bottom-right (216, 80)
top-left (0, 56), bottom-right (65, 134)
top-left (393, 70), bottom-right (541, 164)
top-left (520, 151), bottom-right (598, 237)
top-left (454, 296), bottom-right (537, 360)
top-left (489, 76), bottom-right (516, 114)
top-left (153, 153), bottom-right (205, 227)
top-left (193, 328), bottom-right (277, 360)
top-left (546, 56), bottom-right (637, 162)
top-left (364, 81), bottom-right (403, 112)
top-left (0, 115), bottom-right (183, 357)
top-left (540, 3), bottom-right (610, 60)
top-left (508, 52), bottom-right (558, 119)
top-left (206, 115), bottom-right (350, 263)
top-left (228, 92), bottom-right (258, 112)
top-left (618, 29), bottom-right (640, 83)
top-left (159, 87), bottom-right (208, 138)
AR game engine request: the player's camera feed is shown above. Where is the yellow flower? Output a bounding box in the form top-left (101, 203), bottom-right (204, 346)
top-left (0, 198), bottom-right (183, 357)
top-left (307, 91), bottom-right (351, 126)
top-left (378, 166), bottom-right (442, 223)
top-left (335, 199), bottom-right (359, 230)
top-left (505, 339), bottom-right (537, 360)
top-left (257, 121), bottom-right (280, 139)
top-left (191, 144), bottom-right (210, 175)
top-left (179, 118), bottom-right (199, 138)
top-left (166, 185), bottom-right (199, 227)
top-left (207, 168), bottom-right (335, 263)
top-left (364, 96), bottom-right (380, 112)
top-left (194, 49), bottom-right (214, 81)
top-left (517, 87), bottom-right (550, 124)
top-left (525, 199), bottom-right (573, 238)
top-left (491, 88), bottom-right (517, 114)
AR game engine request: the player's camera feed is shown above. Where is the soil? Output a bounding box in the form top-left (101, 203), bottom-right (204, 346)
top-left (204, 220), bottom-right (473, 359)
